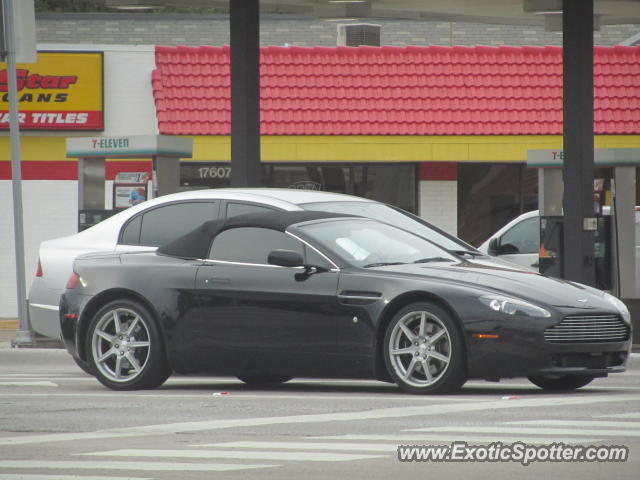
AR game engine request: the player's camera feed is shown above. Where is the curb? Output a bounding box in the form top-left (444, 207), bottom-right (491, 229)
top-left (0, 319), bottom-right (18, 331)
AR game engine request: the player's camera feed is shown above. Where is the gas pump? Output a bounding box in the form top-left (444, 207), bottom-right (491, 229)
top-left (528, 147), bottom-right (639, 352)
top-left (529, 148), bottom-right (638, 302)
top-left (67, 135), bottom-right (192, 231)
top-left (592, 175), bottom-right (612, 291)
top-left (538, 169), bottom-right (617, 290)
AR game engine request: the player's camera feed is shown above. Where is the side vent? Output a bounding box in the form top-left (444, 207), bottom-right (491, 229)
top-left (337, 23), bottom-right (381, 47)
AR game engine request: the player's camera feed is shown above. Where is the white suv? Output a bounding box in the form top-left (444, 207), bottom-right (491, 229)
top-left (479, 208), bottom-right (640, 281)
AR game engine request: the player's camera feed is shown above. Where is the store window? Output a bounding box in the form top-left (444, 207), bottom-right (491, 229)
top-left (458, 164), bottom-right (537, 247)
top-left (181, 162), bottom-right (417, 214)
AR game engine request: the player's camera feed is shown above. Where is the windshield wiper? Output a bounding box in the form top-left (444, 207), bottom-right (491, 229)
top-left (412, 257), bottom-right (454, 264)
top-left (363, 262), bottom-right (406, 268)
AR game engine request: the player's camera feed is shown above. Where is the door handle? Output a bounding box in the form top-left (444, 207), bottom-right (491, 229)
top-left (205, 278), bottom-right (230, 285)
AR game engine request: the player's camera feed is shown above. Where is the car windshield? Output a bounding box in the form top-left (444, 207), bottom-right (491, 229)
top-left (300, 201), bottom-right (470, 252)
top-left (298, 219), bottom-right (458, 268)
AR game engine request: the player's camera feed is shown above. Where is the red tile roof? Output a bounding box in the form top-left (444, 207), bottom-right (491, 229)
top-left (153, 44), bottom-right (640, 136)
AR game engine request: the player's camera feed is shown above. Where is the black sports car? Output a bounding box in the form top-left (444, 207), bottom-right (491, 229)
top-left (60, 211), bottom-right (632, 394)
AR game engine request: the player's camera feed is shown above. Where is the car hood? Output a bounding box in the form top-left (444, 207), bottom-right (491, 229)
top-left (367, 260), bottom-right (612, 310)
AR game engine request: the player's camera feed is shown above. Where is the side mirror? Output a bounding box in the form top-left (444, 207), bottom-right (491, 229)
top-left (268, 249), bottom-right (304, 268)
top-left (487, 238), bottom-right (500, 256)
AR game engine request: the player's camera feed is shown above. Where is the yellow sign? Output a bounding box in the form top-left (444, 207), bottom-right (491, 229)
top-left (0, 51), bottom-right (103, 130)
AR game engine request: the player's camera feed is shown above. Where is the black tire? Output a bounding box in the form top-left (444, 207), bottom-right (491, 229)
top-left (528, 374), bottom-right (595, 391)
top-left (383, 302), bottom-right (466, 394)
top-left (237, 374), bottom-right (293, 386)
top-left (85, 299), bottom-right (171, 390)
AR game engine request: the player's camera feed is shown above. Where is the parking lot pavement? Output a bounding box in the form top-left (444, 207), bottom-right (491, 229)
top-left (1, 346), bottom-right (639, 480)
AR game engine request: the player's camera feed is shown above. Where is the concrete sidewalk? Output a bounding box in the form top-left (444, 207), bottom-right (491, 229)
top-left (1, 318), bottom-right (639, 368)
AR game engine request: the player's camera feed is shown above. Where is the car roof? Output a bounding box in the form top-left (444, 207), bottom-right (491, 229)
top-left (130, 188), bottom-right (372, 207)
top-left (68, 188), bottom-right (373, 244)
top-left (157, 210), bottom-right (354, 260)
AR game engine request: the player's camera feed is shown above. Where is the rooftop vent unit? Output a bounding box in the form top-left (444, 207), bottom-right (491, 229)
top-left (337, 23), bottom-right (381, 47)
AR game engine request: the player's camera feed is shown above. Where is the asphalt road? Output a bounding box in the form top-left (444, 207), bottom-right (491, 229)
top-left (0, 343), bottom-right (638, 480)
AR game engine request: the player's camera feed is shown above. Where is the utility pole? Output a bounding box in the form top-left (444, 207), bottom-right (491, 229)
top-left (1, 0), bottom-right (36, 346)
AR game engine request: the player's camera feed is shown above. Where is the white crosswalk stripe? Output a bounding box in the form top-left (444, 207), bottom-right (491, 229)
top-left (0, 381), bottom-right (57, 387)
top-left (79, 448), bottom-right (384, 462)
top-left (0, 460), bottom-right (275, 473)
top-left (309, 434), bottom-right (603, 444)
top-left (407, 425), bottom-right (640, 437)
top-left (508, 420), bottom-right (640, 429)
top-left (0, 475), bottom-right (152, 480)
top-left (597, 412), bottom-right (640, 419)
top-left (194, 441), bottom-right (399, 452)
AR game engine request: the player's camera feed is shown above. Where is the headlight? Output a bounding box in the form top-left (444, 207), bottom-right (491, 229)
top-left (603, 292), bottom-right (631, 324)
top-left (480, 295), bottom-right (551, 318)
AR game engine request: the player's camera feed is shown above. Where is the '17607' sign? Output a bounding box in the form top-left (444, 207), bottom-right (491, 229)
top-left (0, 51), bottom-right (103, 131)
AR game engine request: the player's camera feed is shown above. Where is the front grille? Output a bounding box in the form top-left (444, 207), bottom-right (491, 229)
top-left (544, 314), bottom-right (630, 344)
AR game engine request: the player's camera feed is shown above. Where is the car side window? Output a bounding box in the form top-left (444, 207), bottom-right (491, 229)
top-left (226, 202), bottom-right (277, 218)
top-left (120, 215), bottom-right (142, 245)
top-left (120, 201), bottom-right (219, 247)
top-left (499, 216), bottom-right (539, 255)
top-left (209, 227), bottom-right (303, 264)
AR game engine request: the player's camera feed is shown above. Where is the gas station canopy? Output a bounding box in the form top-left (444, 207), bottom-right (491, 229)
top-left (66, 135), bottom-right (192, 159)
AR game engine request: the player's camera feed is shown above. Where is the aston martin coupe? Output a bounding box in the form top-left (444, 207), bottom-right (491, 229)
top-left (60, 211), bottom-right (632, 394)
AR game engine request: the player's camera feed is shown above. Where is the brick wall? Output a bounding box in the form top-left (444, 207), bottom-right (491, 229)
top-left (36, 13), bottom-right (639, 47)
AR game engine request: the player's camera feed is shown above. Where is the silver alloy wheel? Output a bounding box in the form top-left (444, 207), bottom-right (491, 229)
top-left (91, 307), bottom-right (151, 383)
top-left (388, 310), bottom-right (452, 388)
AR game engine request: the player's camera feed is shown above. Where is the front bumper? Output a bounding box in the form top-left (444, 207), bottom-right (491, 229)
top-left (465, 310), bottom-right (631, 380)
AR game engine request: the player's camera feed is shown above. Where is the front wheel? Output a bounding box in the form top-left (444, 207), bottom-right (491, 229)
top-left (528, 374), bottom-right (595, 391)
top-left (86, 300), bottom-right (171, 390)
top-left (384, 302), bottom-right (466, 394)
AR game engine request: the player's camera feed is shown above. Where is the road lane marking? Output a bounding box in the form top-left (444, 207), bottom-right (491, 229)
top-left (193, 441), bottom-right (398, 452)
top-left (0, 475), bottom-right (153, 480)
top-left (0, 461), bottom-right (274, 472)
top-left (79, 449), bottom-right (383, 462)
top-left (598, 412), bottom-right (640, 419)
top-left (0, 392), bottom-right (482, 402)
top-left (309, 434), bottom-right (602, 444)
top-left (0, 382), bottom-right (57, 387)
top-left (408, 426), bottom-right (640, 437)
top-left (508, 420), bottom-right (640, 428)
top-left (0, 393), bottom-right (637, 446)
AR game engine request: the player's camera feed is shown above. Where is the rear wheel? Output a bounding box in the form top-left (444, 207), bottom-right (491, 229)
top-left (384, 302), bottom-right (466, 394)
top-left (86, 300), bottom-right (171, 390)
top-left (528, 374), bottom-right (595, 391)
top-left (237, 374), bottom-right (293, 386)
